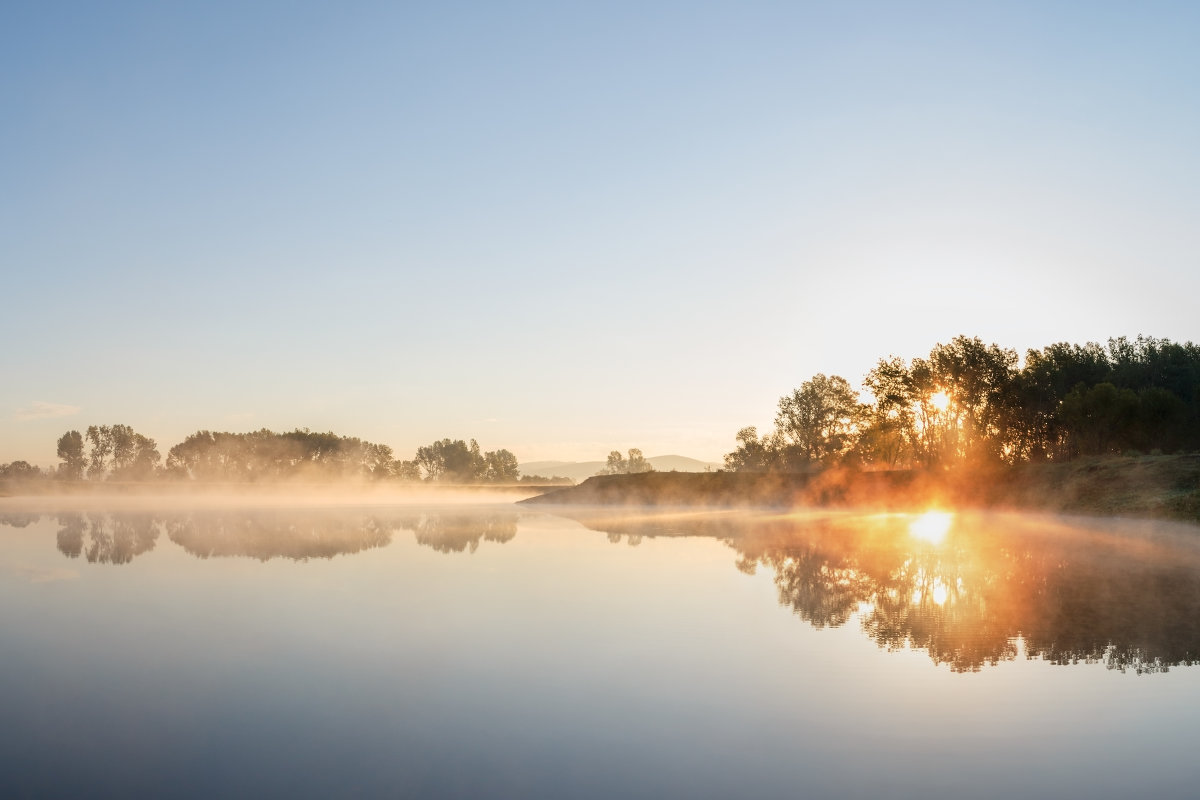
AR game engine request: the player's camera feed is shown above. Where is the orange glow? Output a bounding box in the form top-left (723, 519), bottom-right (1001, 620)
top-left (929, 391), bottom-right (951, 412)
top-left (911, 579), bottom-right (950, 605)
top-left (909, 511), bottom-right (953, 544)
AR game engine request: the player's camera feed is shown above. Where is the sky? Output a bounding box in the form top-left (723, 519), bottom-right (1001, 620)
top-left (3, 0), bottom-right (1199, 466)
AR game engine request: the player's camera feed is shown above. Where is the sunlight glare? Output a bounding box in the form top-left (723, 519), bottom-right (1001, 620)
top-left (909, 511), bottom-right (953, 544)
top-left (930, 391), bottom-right (951, 412)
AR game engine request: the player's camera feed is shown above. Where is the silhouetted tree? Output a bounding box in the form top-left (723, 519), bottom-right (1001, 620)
top-left (774, 374), bottom-right (863, 468)
top-left (727, 333), bottom-right (1200, 473)
top-left (601, 450), bottom-right (626, 475)
top-left (56, 430), bottom-right (86, 480)
top-left (164, 428), bottom-right (406, 481)
top-left (85, 425), bottom-right (113, 479)
top-left (598, 448), bottom-right (655, 475)
top-left (0, 461), bottom-right (44, 482)
top-left (483, 449), bottom-right (520, 482)
top-left (626, 448), bottom-right (651, 474)
top-left (723, 427), bottom-right (773, 472)
top-left (80, 425), bottom-right (160, 480)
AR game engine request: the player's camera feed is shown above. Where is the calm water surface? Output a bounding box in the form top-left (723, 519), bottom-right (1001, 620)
top-left (2, 501), bottom-right (1199, 799)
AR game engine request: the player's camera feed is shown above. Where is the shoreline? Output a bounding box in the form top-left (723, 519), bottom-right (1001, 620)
top-left (519, 454), bottom-right (1200, 523)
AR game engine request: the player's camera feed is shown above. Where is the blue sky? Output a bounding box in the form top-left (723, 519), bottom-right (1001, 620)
top-left (3, 1), bottom-right (1199, 465)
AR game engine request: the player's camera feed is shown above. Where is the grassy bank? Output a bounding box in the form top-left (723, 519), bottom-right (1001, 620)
top-left (521, 454), bottom-right (1200, 522)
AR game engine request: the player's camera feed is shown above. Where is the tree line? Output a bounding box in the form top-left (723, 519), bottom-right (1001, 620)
top-left (725, 334), bottom-right (1200, 472)
top-left (33, 427), bottom-right (529, 484)
top-left (597, 448), bottom-right (653, 475)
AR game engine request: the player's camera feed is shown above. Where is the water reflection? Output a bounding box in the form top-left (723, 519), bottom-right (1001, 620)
top-left (558, 509), bottom-right (1200, 673)
top-left (54, 512), bottom-right (160, 564)
top-left (409, 512), bottom-right (517, 553)
top-left (1, 509), bottom-right (520, 563)
top-left (8, 506), bottom-right (1200, 673)
top-left (167, 511), bottom-right (395, 561)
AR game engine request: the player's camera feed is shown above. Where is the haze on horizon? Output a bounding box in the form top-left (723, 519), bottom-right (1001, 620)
top-left (4, 1), bottom-right (1198, 466)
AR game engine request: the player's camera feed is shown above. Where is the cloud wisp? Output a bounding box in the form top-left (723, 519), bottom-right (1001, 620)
top-left (14, 401), bottom-right (81, 421)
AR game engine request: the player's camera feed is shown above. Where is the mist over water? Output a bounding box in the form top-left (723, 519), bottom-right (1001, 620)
top-left (3, 501), bottom-right (1200, 798)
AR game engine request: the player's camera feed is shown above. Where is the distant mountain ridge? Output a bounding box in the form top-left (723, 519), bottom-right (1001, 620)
top-left (519, 455), bottom-right (721, 483)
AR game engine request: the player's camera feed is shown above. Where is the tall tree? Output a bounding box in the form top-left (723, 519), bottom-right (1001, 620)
top-left (601, 450), bottom-right (627, 475)
top-left (626, 448), bottom-right (652, 474)
top-left (85, 425), bottom-right (114, 479)
top-left (56, 430), bottom-right (86, 480)
top-left (598, 449), bottom-right (654, 475)
top-left (483, 449), bottom-right (520, 482)
top-left (414, 439), bottom-right (485, 482)
top-left (860, 357), bottom-right (917, 467)
top-left (724, 427), bottom-right (772, 472)
top-left (774, 374), bottom-right (863, 468)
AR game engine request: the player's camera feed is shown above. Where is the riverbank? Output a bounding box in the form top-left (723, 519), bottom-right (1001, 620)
top-left (520, 454), bottom-right (1200, 521)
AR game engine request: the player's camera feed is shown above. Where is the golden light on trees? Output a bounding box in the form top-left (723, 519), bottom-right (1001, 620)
top-left (929, 390), bottom-right (951, 412)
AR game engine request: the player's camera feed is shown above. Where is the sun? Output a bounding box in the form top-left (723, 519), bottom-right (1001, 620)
top-left (929, 390), bottom-right (951, 412)
top-left (909, 511), bottom-right (953, 544)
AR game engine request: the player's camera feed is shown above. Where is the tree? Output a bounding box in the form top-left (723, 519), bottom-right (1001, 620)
top-left (725, 427), bottom-right (772, 472)
top-left (1059, 382), bottom-right (1139, 456)
top-left (483, 449), bottom-right (520, 482)
top-left (111, 429), bottom-right (161, 480)
top-left (393, 459), bottom-right (422, 481)
top-left (774, 374), bottom-right (863, 468)
top-left (56, 430), bottom-right (86, 480)
top-left (1136, 387), bottom-right (1188, 452)
top-left (413, 439), bottom-right (485, 482)
top-left (598, 449), bottom-right (655, 475)
top-left (600, 450), bottom-right (627, 475)
top-left (163, 428), bottom-right (399, 481)
top-left (0, 461), bottom-right (43, 482)
top-left (85, 425), bottom-right (114, 479)
top-left (79, 425), bottom-right (161, 480)
top-left (733, 333), bottom-right (1200, 472)
top-left (860, 357), bottom-right (918, 467)
top-left (915, 337), bottom-right (1018, 465)
top-left (363, 442), bottom-right (396, 479)
top-left (626, 448), bottom-right (652, 474)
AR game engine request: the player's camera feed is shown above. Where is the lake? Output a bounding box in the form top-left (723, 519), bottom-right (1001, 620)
top-left (2, 499), bottom-right (1199, 798)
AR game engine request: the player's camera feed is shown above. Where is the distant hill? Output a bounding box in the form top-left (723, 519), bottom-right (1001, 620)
top-left (519, 455), bottom-right (722, 483)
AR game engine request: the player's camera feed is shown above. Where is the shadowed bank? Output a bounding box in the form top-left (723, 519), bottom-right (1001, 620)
top-left (521, 454), bottom-right (1200, 522)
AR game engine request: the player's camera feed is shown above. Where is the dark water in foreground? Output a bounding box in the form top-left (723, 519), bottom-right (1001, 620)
top-left (2, 502), bottom-right (1200, 799)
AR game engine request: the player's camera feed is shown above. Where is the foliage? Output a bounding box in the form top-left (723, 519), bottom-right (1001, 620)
top-left (518, 474), bottom-right (573, 484)
top-left (774, 374), bottom-right (864, 468)
top-left (83, 425), bottom-right (161, 480)
top-left (43, 425), bottom-right (524, 484)
top-left (164, 428), bottom-right (396, 481)
top-left (723, 427), bottom-right (773, 472)
top-left (598, 448), bottom-right (654, 475)
top-left (56, 431), bottom-right (86, 480)
top-left (725, 334), bottom-right (1200, 472)
top-left (0, 461), bottom-right (46, 482)
top-left (412, 438), bottom-right (521, 482)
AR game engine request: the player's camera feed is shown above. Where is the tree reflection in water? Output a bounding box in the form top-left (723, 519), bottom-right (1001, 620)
top-left (167, 510), bottom-right (518, 559)
top-left (49, 512), bottom-right (161, 564)
top-left (405, 512), bottom-right (517, 553)
top-left (562, 509), bottom-right (1200, 673)
top-left (8, 506), bottom-right (1200, 672)
top-left (2, 509), bottom-right (520, 563)
top-left (166, 511), bottom-right (397, 561)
